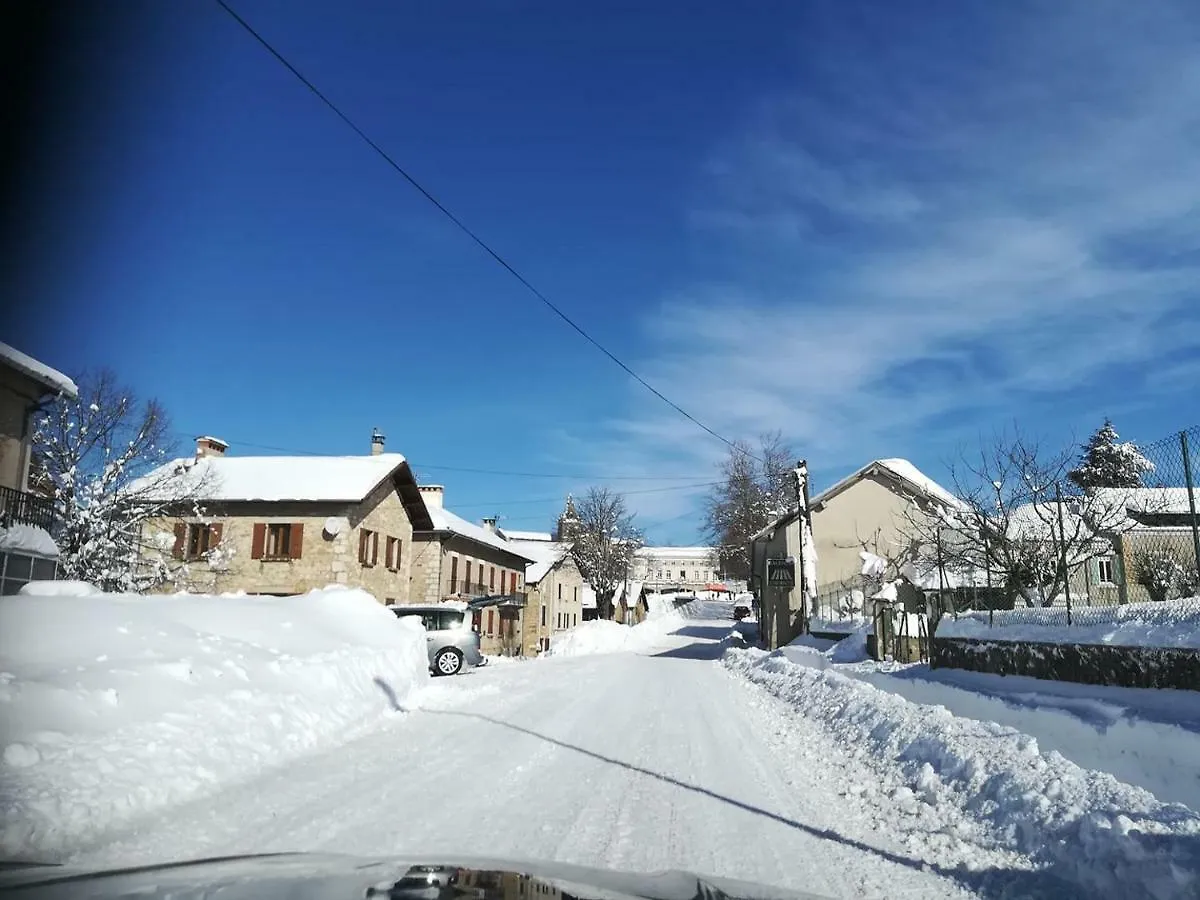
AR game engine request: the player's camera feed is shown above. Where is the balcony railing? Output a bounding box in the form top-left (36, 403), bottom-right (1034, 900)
top-left (0, 486), bottom-right (57, 531)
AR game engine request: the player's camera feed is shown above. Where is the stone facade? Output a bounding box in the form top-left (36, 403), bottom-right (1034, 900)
top-left (146, 463), bottom-right (423, 602)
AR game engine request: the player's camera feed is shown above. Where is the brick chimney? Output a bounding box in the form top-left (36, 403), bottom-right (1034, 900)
top-left (481, 517), bottom-right (497, 534)
top-left (195, 436), bottom-right (228, 459)
top-left (419, 485), bottom-right (444, 509)
top-left (370, 427), bottom-right (386, 455)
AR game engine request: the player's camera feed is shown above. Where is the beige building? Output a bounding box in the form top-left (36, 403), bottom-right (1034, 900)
top-left (1104, 488), bottom-right (1200, 605)
top-left (631, 546), bottom-right (721, 592)
top-left (506, 534), bottom-right (586, 653)
top-left (140, 434), bottom-right (432, 600)
top-left (750, 458), bottom-right (956, 648)
top-left (0, 342), bottom-right (76, 593)
top-left (409, 486), bottom-right (537, 655)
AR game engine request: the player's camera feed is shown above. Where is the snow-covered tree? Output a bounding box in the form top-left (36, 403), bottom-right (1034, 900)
top-left (702, 432), bottom-right (795, 581)
top-left (33, 369), bottom-right (205, 592)
top-left (569, 486), bottom-right (644, 620)
top-left (1134, 548), bottom-right (1190, 603)
top-left (1068, 419), bottom-right (1154, 490)
top-left (902, 429), bottom-right (1142, 608)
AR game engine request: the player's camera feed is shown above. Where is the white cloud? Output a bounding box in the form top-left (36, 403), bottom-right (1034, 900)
top-left (594, 0), bottom-right (1200, 516)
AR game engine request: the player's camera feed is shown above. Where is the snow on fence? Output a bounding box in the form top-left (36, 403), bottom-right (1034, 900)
top-left (937, 596), bottom-right (1200, 649)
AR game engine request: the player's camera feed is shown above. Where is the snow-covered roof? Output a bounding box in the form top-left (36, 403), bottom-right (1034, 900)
top-left (506, 538), bottom-right (571, 583)
top-left (1093, 487), bottom-right (1194, 518)
top-left (815, 458), bottom-right (961, 509)
top-left (137, 453), bottom-right (413, 503)
top-left (425, 506), bottom-right (539, 561)
top-left (498, 528), bottom-right (553, 543)
top-left (635, 546), bottom-right (714, 559)
top-left (0, 342), bottom-right (77, 399)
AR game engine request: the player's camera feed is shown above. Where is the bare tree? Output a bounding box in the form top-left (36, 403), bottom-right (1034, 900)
top-left (903, 428), bottom-right (1147, 608)
top-left (570, 486), bottom-right (644, 619)
top-left (702, 432), bottom-right (794, 581)
top-left (34, 369), bottom-right (205, 592)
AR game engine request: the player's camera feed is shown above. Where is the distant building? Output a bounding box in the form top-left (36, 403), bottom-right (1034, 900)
top-left (631, 546), bottom-right (720, 593)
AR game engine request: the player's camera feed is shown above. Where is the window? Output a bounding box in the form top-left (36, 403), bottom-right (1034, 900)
top-left (252, 523), bottom-right (303, 561)
top-left (1097, 557), bottom-right (1116, 585)
top-left (573, 613), bottom-right (577, 627)
top-left (465, 561), bottom-right (473, 591)
top-left (384, 597), bottom-right (396, 606)
top-left (541, 605), bottom-right (547, 627)
top-left (187, 524), bottom-right (211, 559)
top-left (489, 566), bottom-right (495, 590)
top-left (359, 529), bottom-right (379, 566)
top-left (680, 569), bottom-right (686, 579)
top-left (510, 571), bottom-right (517, 594)
top-left (450, 556), bottom-right (459, 593)
top-left (383, 536), bottom-right (401, 571)
top-left (175, 522), bottom-right (223, 561)
top-left (573, 586), bottom-right (578, 603)
top-left (487, 609), bottom-right (495, 634)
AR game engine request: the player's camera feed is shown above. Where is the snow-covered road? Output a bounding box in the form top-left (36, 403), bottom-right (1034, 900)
top-left (68, 612), bottom-right (1002, 899)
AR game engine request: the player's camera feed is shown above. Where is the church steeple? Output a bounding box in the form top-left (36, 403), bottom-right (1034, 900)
top-left (555, 494), bottom-right (581, 541)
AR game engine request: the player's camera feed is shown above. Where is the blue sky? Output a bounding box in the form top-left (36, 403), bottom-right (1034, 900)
top-left (6, 0), bottom-right (1199, 543)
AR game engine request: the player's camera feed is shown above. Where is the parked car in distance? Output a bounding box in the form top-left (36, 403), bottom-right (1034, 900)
top-left (391, 605), bottom-right (484, 676)
top-left (732, 603), bottom-right (751, 621)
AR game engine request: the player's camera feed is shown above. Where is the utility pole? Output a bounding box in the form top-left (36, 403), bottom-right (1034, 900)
top-left (792, 460), bottom-right (811, 636)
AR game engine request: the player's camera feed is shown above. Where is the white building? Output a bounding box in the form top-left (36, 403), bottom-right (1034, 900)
top-left (631, 546), bottom-right (720, 592)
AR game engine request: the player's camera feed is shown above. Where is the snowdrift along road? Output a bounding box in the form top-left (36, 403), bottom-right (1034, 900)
top-left (0, 585), bottom-right (430, 858)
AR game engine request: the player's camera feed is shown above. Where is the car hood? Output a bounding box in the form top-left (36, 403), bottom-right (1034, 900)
top-left (0, 853), bottom-right (833, 900)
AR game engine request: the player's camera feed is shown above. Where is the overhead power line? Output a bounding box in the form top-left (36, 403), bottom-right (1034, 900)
top-left (212, 0), bottom-right (749, 456)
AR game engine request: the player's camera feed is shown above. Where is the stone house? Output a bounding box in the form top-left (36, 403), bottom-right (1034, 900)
top-left (0, 342), bottom-right (76, 594)
top-left (139, 434), bottom-right (432, 600)
top-left (749, 458), bottom-right (957, 649)
top-left (409, 485), bottom-right (537, 655)
top-left (505, 533), bottom-right (586, 654)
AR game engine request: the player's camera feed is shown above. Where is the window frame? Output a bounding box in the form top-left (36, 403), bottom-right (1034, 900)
top-left (264, 523), bottom-right (292, 561)
top-left (186, 523), bottom-right (212, 561)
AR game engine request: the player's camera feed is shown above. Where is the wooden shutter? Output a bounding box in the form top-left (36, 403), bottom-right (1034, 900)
top-left (396, 540), bottom-right (402, 567)
top-left (384, 537), bottom-right (393, 569)
top-left (290, 523), bottom-right (304, 559)
top-left (465, 561), bottom-right (472, 591)
top-left (173, 523), bottom-right (186, 559)
top-left (359, 530), bottom-right (368, 564)
top-left (251, 523), bottom-right (266, 560)
top-left (450, 556), bottom-right (458, 592)
top-left (489, 566), bottom-right (495, 589)
top-left (487, 609), bottom-right (494, 634)
top-left (209, 523), bottom-right (223, 549)
top-left (510, 572), bottom-right (517, 594)
top-left (371, 531), bottom-right (378, 565)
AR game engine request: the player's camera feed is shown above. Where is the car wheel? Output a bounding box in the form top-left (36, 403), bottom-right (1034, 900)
top-left (434, 647), bottom-right (464, 676)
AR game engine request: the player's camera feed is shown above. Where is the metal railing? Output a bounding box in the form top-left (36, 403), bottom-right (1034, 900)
top-left (0, 485), bottom-right (57, 531)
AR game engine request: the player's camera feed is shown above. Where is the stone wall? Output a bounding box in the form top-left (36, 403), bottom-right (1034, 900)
top-left (932, 635), bottom-right (1200, 691)
top-left (147, 481), bottom-right (416, 602)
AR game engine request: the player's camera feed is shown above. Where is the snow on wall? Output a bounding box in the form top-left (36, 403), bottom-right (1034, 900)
top-left (723, 648), bottom-right (1200, 899)
top-left (0, 523), bottom-right (59, 558)
top-left (937, 597), bottom-right (1200, 649)
top-left (0, 587), bottom-right (430, 859)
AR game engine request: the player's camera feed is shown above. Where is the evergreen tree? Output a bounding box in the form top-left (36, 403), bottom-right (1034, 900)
top-left (1068, 419), bottom-right (1154, 490)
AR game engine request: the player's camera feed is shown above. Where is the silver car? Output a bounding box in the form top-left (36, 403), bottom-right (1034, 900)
top-left (391, 605), bottom-right (484, 676)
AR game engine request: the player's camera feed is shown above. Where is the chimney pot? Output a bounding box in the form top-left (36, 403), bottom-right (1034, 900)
top-left (371, 427), bottom-right (386, 455)
top-left (481, 517), bottom-right (497, 534)
top-left (195, 436), bottom-right (229, 458)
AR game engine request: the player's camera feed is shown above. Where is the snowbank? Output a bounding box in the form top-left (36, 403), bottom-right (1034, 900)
top-left (938, 598), bottom-right (1200, 648)
top-left (0, 587), bottom-right (429, 859)
top-left (546, 618), bottom-right (675, 657)
top-left (723, 648), bottom-right (1200, 899)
